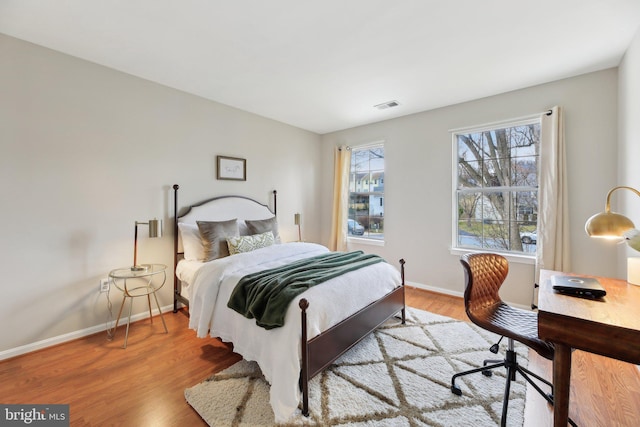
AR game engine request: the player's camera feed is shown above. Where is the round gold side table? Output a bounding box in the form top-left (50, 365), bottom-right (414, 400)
top-left (109, 264), bottom-right (168, 348)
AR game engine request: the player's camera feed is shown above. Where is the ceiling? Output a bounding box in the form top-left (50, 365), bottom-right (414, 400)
top-left (2, 1), bottom-right (640, 134)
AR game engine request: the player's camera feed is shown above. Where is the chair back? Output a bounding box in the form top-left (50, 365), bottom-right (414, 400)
top-left (460, 252), bottom-right (508, 322)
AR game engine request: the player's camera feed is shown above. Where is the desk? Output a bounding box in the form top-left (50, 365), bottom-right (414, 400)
top-left (537, 270), bottom-right (640, 426)
top-left (109, 264), bottom-right (168, 348)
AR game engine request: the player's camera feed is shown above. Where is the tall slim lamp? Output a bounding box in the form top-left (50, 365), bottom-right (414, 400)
top-left (132, 219), bottom-right (163, 271)
top-left (294, 213), bottom-right (301, 242)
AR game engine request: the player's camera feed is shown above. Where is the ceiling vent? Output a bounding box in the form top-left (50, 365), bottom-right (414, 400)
top-left (374, 100), bottom-right (400, 110)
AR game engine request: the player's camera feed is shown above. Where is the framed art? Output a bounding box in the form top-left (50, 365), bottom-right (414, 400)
top-left (217, 155), bottom-right (246, 181)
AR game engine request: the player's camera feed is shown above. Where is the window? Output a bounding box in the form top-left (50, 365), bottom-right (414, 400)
top-left (453, 118), bottom-right (540, 254)
top-left (348, 144), bottom-right (384, 241)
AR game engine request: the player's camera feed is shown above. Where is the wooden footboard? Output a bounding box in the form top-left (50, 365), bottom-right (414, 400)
top-left (299, 259), bottom-right (406, 417)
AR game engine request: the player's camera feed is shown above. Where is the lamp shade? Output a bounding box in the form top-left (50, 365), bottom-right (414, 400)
top-left (585, 186), bottom-right (640, 239)
top-left (585, 211), bottom-right (635, 239)
top-left (294, 213), bottom-right (301, 241)
top-left (148, 219), bottom-right (163, 238)
top-left (132, 218), bottom-right (163, 270)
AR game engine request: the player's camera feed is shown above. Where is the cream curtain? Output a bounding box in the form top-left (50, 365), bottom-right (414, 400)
top-left (329, 146), bottom-right (351, 251)
top-left (536, 106), bottom-right (570, 281)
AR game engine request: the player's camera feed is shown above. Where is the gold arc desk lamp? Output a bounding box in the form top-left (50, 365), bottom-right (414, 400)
top-left (584, 186), bottom-right (640, 239)
top-left (585, 186), bottom-right (640, 285)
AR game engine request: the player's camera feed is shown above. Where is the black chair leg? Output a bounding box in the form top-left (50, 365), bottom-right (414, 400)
top-left (501, 364), bottom-right (515, 427)
top-left (451, 361), bottom-right (506, 395)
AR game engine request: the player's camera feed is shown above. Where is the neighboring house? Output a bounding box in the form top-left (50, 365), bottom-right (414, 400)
top-left (350, 172), bottom-right (384, 218)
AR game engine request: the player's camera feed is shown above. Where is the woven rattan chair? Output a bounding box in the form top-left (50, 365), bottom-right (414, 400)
top-left (451, 252), bottom-right (563, 427)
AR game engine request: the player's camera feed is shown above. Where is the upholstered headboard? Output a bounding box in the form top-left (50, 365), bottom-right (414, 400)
top-left (171, 184), bottom-right (277, 311)
top-left (177, 195), bottom-right (276, 225)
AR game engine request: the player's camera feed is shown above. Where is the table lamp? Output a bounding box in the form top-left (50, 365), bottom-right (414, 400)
top-left (294, 213), bottom-right (301, 242)
top-left (585, 186), bottom-right (640, 284)
top-left (132, 219), bottom-right (163, 271)
top-left (584, 186), bottom-right (640, 239)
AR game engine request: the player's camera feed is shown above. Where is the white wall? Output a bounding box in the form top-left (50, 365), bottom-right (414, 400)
top-left (0, 34), bottom-right (322, 355)
top-left (320, 69), bottom-right (619, 306)
top-left (619, 27), bottom-right (640, 275)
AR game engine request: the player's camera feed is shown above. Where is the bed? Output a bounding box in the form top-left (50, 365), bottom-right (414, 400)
top-left (171, 184), bottom-right (406, 422)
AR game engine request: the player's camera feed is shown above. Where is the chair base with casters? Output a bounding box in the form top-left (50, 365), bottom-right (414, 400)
top-left (451, 338), bottom-right (557, 426)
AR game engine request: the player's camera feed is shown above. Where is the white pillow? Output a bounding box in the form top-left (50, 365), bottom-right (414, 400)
top-left (226, 231), bottom-right (275, 255)
top-left (178, 222), bottom-right (205, 261)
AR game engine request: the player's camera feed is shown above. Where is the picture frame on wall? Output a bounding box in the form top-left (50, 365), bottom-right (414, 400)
top-left (217, 155), bottom-right (247, 181)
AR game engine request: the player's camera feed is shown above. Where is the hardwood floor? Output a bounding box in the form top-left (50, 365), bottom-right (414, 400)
top-left (1, 287), bottom-right (638, 426)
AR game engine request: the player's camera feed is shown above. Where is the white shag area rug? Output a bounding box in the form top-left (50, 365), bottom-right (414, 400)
top-left (185, 307), bottom-right (531, 426)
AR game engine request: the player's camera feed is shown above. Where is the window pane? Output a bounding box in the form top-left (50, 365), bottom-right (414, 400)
top-left (457, 133), bottom-right (485, 160)
top-left (349, 145), bottom-right (384, 240)
top-left (352, 150), bottom-right (369, 173)
top-left (457, 219), bottom-right (482, 248)
top-left (509, 124), bottom-right (540, 157)
top-left (456, 190), bottom-right (538, 253)
top-left (453, 119), bottom-right (540, 255)
top-left (458, 160), bottom-right (483, 188)
top-left (511, 156), bottom-right (538, 186)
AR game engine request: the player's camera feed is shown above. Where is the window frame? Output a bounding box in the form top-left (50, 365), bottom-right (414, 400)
top-left (348, 141), bottom-right (385, 245)
top-left (450, 116), bottom-right (541, 260)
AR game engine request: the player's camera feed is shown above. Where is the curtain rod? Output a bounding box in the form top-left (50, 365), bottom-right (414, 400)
top-left (449, 109), bottom-right (553, 133)
top-left (338, 140), bottom-right (385, 151)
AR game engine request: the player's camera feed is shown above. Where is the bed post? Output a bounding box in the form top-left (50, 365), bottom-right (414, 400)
top-left (273, 190), bottom-right (277, 216)
top-left (399, 259), bottom-right (406, 324)
top-left (299, 298), bottom-right (309, 417)
top-left (173, 184), bottom-right (180, 313)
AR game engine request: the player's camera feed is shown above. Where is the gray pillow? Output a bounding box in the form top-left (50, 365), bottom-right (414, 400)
top-left (197, 219), bottom-right (239, 261)
top-left (245, 217), bottom-right (280, 243)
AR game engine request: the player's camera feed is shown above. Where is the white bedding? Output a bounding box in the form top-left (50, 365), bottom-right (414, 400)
top-left (183, 242), bottom-right (402, 422)
top-left (176, 258), bottom-right (209, 301)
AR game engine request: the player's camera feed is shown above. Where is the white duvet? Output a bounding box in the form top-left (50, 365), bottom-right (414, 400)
top-left (184, 242), bottom-right (402, 422)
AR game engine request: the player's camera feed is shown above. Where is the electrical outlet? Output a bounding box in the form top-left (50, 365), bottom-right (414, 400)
top-left (99, 278), bottom-right (110, 293)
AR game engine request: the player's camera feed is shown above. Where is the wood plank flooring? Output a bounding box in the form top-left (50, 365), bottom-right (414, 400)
top-left (1, 287), bottom-right (638, 426)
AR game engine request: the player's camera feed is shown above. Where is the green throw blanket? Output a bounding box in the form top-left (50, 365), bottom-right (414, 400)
top-left (227, 251), bottom-right (384, 329)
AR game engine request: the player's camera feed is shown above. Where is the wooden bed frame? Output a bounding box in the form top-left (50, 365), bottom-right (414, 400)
top-left (171, 184), bottom-right (406, 417)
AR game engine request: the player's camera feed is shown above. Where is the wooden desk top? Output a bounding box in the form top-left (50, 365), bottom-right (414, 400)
top-left (538, 269), bottom-right (640, 365)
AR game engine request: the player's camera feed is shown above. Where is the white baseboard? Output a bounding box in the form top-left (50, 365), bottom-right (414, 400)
top-left (405, 280), bottom-right (531, 311)
top-left (406, 280), bottom-right (464, 298)
top-left (0, 304), bottom-right (175, 361)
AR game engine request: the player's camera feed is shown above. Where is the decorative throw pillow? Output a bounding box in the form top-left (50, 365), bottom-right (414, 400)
top-left (227, 231), bottom-right (275, 255)
top-left (237, 219), bottom-right (250, 236)
top-left (178, 222), bottom-right (205, 261)
top-left (197, 219), bottom-right (239, 261)
top-left (245, 217), bottom-right (280, 243)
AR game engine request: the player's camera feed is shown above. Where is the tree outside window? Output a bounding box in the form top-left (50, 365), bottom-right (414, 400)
top-left (454, 119), bottom-right (540, 254)
top-left (349, 145), bottom-right (384, 241)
